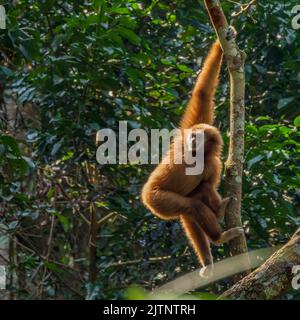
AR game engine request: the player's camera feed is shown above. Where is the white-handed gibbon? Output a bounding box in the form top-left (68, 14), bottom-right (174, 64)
top-left (141, 41), bottom-right (243, 277)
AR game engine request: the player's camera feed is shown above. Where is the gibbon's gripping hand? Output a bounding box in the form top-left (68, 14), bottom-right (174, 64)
top-left (225, 26), bottom-right (237, 41)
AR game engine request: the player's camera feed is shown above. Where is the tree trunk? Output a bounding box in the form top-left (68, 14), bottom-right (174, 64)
top-left (204, 0), bottom-right (249, 268)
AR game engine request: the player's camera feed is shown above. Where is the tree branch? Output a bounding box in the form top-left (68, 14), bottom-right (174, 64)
top-left (231, 0), bottom-right (257, 17)
top-left (204, 0), bottom-right (249, 270)
top-left (220, 229), bottom-right (300, 300)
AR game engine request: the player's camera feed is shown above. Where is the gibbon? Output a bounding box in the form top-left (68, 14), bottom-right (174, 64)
top-left (141, 41), bottom-right (243, 277)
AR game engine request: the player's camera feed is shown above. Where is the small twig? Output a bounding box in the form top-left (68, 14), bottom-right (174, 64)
top-left (231, 0), bottom-right (257, 17)
top-left (45, 215), bottom-right (55, 260)
top-left (52, 272), bottom-right (84, 298)
top-left (107, 256), bottom-right (173, 268)
top-left (106, 254), bottom-right (191, 268)
top-left (45, 13), bottom-right (55, 40)
top-left (97, 212), bottom-right (117, 229)
top-left (226, 0), bottom-right (242, 5)
top-left (56, 181), bottom-right (90, 226)
top-left (39, 204), bottom-right (56, 297)
top-left (88, 204), bottom-right (98, 283)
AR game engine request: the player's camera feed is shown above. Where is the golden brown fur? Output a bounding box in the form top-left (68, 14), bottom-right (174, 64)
top-left (141, 41), bottom-right (243, 277)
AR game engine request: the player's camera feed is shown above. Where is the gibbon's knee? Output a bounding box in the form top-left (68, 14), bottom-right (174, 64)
top-left (141, 186), bottom-right (192, 220)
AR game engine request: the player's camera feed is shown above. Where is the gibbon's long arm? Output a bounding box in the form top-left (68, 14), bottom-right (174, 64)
top-left (180, 41), bottom-right (223, 129)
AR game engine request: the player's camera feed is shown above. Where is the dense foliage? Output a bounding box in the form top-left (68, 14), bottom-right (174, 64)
top-left (0, 0), bottom-right (299, 299)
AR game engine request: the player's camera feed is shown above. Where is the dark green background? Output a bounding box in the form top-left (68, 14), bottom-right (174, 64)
top-left (0, 0), bottom-right (299, 299)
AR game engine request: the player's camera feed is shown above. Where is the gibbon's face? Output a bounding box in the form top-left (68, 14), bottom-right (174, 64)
top-left (186, 124), bottom-right (223, 156)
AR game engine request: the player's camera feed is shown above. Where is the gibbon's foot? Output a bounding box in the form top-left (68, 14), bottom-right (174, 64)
top-left (199, 264), bottom-right (214, 279)
top-left (222, 197), bottom-right (231, 205)
top-left (234, 226), bottom-right (244, 236)
top-left (213, 227), bottom-right (244, 246)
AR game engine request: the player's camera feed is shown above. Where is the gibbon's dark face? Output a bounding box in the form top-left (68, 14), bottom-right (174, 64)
top-left (187, 124), bottom-right (223, 156)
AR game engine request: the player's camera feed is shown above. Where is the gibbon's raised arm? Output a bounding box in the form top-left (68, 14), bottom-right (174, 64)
top-left (180, 41), bottom-right (223, 129)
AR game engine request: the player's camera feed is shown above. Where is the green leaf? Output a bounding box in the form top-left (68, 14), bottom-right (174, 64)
top-left (177, 64), bottom-right (193, 73)
top-left (0, 66), bottom-right (13, 77)
top-left (51, 139), bottom-right (64, 156)
top-left (8, 221), bottom-right (18, 230)
top-left (247, 155), bottom-right (264, 169)
top-left (111, 7), bottom-right (130, 14)
top-left (22, 156), bottom-right (35, 171)
top-left (294, 116), bottom-right (300, 127)
top-left (118, 27), bottom-right (141, 45)
top-left (0, 135), bottom-right (21, 156)
top-left (277, 97), bottom-right (294, 109)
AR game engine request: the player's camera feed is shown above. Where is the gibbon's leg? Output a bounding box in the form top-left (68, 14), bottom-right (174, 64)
top-left (187, 200), bottom-right (244, 246)
top-left (147, 189), bottom-right (222, 236)
top-left (142, 189), bottom-right (201, 220)
top-left (143, 187), bottom-right (222, 225)
top-left (203, 187), bottom-right (222, 214)
top-left (188, 182), bottom-right (221, 211)
top-left (189, 200), bottom-right (223, 241)
top-left (202, 186), bottom-right (231, 221)
top-left (212, 227), bottom-right (244, 246)
top-left (143, 188), bottom-right (243, 244)
top-left (188, 183), bottom-right (230, 221)
top-left (180, 215), bottom-right (213, 278)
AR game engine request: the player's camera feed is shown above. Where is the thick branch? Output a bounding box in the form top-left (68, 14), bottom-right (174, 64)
top-left (204, 0), bottom-right (248, 265)
top-left (220, 229), bottom-right (300, 300)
